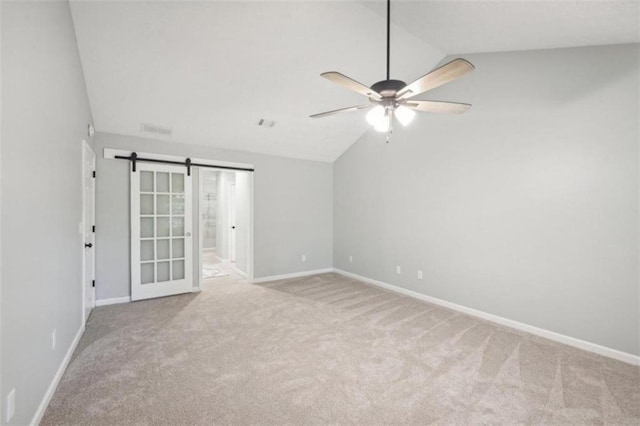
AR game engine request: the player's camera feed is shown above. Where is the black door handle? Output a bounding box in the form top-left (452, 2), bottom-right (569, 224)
top-left (84, 243), bottom-right (93, 248)
top-left (231, 226), bottom-right (236, 229)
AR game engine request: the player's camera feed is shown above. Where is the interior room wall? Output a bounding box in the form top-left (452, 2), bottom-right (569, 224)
top-left (333, 44), bottom-right (639, 356)
top-left (1, 1), bottom-right (94, 424)
top-left (94, 132), bottom-right (333, 300)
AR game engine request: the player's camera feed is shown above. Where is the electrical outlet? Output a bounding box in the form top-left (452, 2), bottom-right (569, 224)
top-left (396, 265), bottom-right (402, 274)
top-left (349, 256), bottom-right (353, 263)
top-left (6, 389), bottom-right (15, 422)
top-left (301, 254), bottom-right (307, 262)
top-left (417, 270), bottom-right (423, 279)
top-left (52, 329), bottom-right (56, 350)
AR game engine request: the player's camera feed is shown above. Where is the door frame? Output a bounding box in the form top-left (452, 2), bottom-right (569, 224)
top-left (196, 168), bottom-right (254, 290)
top-left (229, 183), bottom-right (237, 262)
top-left (81, 140), bottom-right (96, 323)
top-left (102, 149), bottom-right (255, 291)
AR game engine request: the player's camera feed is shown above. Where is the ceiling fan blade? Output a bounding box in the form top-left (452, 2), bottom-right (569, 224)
top-left (321, 72), bottom-right (382, 101)
top-left (310, 104), bottom-right (373, 119)
top-left (405, 100), bottom-right (471, 114)
top-left (396, 58), bottom-right (475, 100)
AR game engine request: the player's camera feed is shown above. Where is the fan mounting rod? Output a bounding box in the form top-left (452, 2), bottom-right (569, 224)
top-left (372, 0), bottom-right (406, 98)
top-left (386, 0), bottom-right (390, 80)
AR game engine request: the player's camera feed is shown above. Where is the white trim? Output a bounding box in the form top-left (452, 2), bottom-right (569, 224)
top-left (197, 168), bottom-right (204, 291)
top-left (233, 266), bottom-right (247, 278)
top-left (81, 140), bottom-right (96, 325)
top-left (248, 172), bottom-right (255, 282)
top-left (252, 268), bottom-right (335, 284)
top-left (30, 325), bottom-right (85, 426)
top-left (333, 269), bottom-right (640, 366)
top-left (0, 5), bottom-right (4, 419)
top-left (228, 183), bottom-right (236, 262)
top-left (103, 148), bottom-right (254, 171)
top-left (95, 296), bottom-right (131, 306)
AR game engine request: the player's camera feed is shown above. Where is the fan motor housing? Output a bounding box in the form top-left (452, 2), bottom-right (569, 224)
top-left (371, 79), bottom-right (407, 98)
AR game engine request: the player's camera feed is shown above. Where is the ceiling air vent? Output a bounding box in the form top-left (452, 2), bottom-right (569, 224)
top-left (257, 118), bottom-right (276, 128)
top-left (140, 123), bottom-right (172, 136)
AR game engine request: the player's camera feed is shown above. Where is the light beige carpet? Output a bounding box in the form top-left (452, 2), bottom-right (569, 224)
top-left (42, 273), bottom-right (639, 425)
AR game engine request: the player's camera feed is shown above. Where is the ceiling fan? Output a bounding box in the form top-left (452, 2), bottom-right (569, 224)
top-left (310, 0), bottom-right (475, 133)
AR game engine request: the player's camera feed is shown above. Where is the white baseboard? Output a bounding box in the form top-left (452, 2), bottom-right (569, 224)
top-left (252, 268), bottom-right (334, 284)
top-left (95, 296), bottom-right (131, 306)
top-left (333, 269), bottom-right (640, 366)
top-left (30, 324), bottom-right (85, 425)
top-left (233, 267), bottom-right (247, 278)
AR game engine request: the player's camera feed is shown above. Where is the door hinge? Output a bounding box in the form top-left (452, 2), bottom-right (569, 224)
top-left (92, 170), bottom-right (96, 178)
top-left (92, 280), bottom-right (95, 288)
top-left (92, 225), bottom-right (95, 233)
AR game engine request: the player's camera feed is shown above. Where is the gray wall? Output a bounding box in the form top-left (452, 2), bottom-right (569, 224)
top-left (1, 1), bottom-right (94, 424)
top-left (334, 44), bottom-right (639, 356)
top-left (94, 132), bottom-right (333, 299)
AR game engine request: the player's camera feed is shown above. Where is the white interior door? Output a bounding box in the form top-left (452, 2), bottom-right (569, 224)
top-left (82, 141), bottom-right (96, 322)
top-left (131, 163), bottom-right (193, 301)
top-left (229, 183), bottom-right (236, 262)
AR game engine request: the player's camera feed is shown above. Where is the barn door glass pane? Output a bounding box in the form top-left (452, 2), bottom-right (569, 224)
top-left (157, 217), bottom-right (170, 237)
top-left (156, 172), bottom-right (170, 193)
top-left (141, 263), bottom-right (154, 284)
top-left (172, 173), bottom-right (184, 193)
top-left (157, 239), bottom-right (170, 260)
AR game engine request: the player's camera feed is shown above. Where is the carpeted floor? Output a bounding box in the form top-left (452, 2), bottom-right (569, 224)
top-left (42, 273), bottom-right (639, 425)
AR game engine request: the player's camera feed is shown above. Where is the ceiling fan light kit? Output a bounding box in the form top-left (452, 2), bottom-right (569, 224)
top-left (311, 0), bottom-right (475, 134)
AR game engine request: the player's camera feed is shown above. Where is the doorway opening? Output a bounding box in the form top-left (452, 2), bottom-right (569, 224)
top-left (199, 169), bottom-right (252, 284)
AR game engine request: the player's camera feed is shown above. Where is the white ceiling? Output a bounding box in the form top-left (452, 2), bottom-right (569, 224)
top-left (365, 0), bottom-right (640, 55)
top-left (70, 0), bottom-right (639, 163)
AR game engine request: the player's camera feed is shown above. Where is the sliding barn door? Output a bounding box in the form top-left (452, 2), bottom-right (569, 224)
top-left (131, 163), bottom-right (193, 301)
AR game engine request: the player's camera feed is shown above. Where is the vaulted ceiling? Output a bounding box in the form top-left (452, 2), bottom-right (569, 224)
top-left (70, 0), bottom-right (639, 162)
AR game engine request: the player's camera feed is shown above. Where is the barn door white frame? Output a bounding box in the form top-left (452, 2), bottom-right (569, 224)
top-left (130, 162), bottom-right (193, 301)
